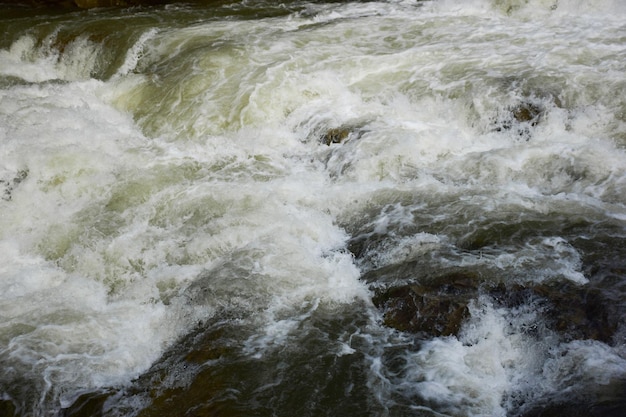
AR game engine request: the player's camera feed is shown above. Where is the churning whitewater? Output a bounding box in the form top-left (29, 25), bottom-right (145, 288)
top-left (1, 0), bottom-right (626, 416)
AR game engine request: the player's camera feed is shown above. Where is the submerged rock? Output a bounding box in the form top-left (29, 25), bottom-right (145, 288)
top-left (0, 400), bottom-right (17, 417)
top-left (320, 127), bottom-right (351, 146)
top-left (73, 0), bottom-right (166, 7)
top-left (518, 379), bottom-right (626, 417)
top-left (60, 391), bottom-right (111, 417)
top-left (73, 0), bottom-right (239, 8)
top-left (372, 271), bottom-right (617, 343)
top-left (372, 271), bottom-right (480, 337)
top-left (318, 122), bottom-right (369, 146)
top-left (493, 100), bottom-right (544, 139)
top-left (488, 280), bottom-right (618, 342)
top-left (87, 306), bottom-right (376, 417)
top-left (511, 282), bottom-right (617, 343)
top-left (512, 101), bottom-right (543, 124)
top-left (8, 0), bottom-right (187, 9)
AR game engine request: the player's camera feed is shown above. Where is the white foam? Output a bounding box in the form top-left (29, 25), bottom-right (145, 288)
top-left (114, 28), bottom-right (159, 78)
top-left (0, 32), bottom-right (104, 82)
top-left (542, 339), bottom-right (626, 390)
top-left (2, 1), bottom-right (625, 414)
top-left (0, 78), bottom-right (202, 405)
top-left (398, 296), bottom-right (626, 416)
top-left (403, 299), bottom-right (527, 416)
top-left (0, 240), bottom-right (66, 301)
top-left (0, 36), bottom-right (59, 82)
top-left (426, 0), bottom-right (626, 19)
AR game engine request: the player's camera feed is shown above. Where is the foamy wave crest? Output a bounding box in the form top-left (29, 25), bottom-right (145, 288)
top-left (0, 33), bottom-right (103, 82)
top-left (428, 0), bottom-right (626, 18)
top-left (398, 296), bottom-right (626, 416)
top-left (114, 28), bottom-right (159, 78)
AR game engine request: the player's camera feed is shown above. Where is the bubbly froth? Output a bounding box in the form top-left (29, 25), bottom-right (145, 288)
top-left (1, 1), bottom-right (626, 416)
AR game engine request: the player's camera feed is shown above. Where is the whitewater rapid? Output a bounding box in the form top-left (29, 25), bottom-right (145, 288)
top-left (1, 1), bottom-right (625, 416)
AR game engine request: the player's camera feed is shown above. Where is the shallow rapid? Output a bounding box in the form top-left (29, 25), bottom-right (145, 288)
top-left (1, 1), bottom-right (625, 416)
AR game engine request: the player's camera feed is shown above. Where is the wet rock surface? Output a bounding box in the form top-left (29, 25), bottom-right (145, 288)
top-left (319, 124), bottom-right (367, 146)
top-left (0, 0), bottom-right (220, 15)
top-left (517, 379), bottom-right (626, 417)
top-left (5, 0), bottom-right (232, 8)
top-left (372, 271), bottom-right (478, 337)
top-left (61, 391), bottom-right (111, 417)
top-left (73, 0), bottom-right (175, 7)
top-left (0, 400), bottom-right (17, 417)
top-left (60, 322), bottom-right (240, 417)
top-left (503, 282), bottom-right (617, 343)
top-left (320, 127), bottom-right (350, 146)
top-left (493, 100), bottom-right (545, 139)
top-left (63, 308), bottom-right (376, 417)
top-left (371, 271), bottom-right (618, 343)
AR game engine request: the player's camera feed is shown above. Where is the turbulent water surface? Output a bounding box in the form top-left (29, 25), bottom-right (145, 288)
top-left (1, 0), bottom-right (626, 416)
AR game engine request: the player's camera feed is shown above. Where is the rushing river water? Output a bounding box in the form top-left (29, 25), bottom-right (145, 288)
top-left (1, 0), bottom-right (626, 416)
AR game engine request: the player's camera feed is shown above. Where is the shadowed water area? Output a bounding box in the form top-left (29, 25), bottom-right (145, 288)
top-left (1, 0), bottom-right (626, 416)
